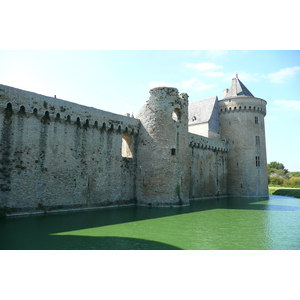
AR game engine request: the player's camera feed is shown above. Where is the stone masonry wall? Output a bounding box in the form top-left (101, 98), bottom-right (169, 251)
top-left (188, 133), bottom-right (228, 199)
top-left (136, 87), bottom-right (190, 206)
top-left (218, 97), bottom-right (268, 196)
top-left (0, 84), bottom-right (140, 212)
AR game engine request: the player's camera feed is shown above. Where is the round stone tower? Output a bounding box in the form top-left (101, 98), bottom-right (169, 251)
top-left (136, 87), bottom-right (190, 206)
top-left (219, 76), bottom-right (268, 197)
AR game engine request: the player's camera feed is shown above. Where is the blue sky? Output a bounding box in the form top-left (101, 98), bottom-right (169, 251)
top-left (0, 50), bottom-right (299, 171)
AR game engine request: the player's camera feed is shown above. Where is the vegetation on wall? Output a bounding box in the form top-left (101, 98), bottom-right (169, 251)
top-left (268, 161), bottom-right (300, 188)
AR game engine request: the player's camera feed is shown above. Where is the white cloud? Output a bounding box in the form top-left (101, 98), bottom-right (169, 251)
top-left (182, 77), bottom-right (198, 88)
top-left (203, 71), bottom-right (224, 77)
top-left (194, 82), bottom-right (215, 91)
top-left (206, 50), bottom-right (228, 59)
top-left (180, 78), bottom-right (215, 91)
top-left (274, 100), bottom-right (300, 111)
top-left (149, 81), bottom-right (179, 88)
top-left (222, 71), bottom-right (260, 82)
top-left (186, 62), bottom-right (223, 72)
top-left (265, 66), bottom-right (300, 83)
top-left (149, 78), bottom-right (215, 92)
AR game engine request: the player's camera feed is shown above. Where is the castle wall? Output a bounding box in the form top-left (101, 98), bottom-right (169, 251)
top-left (188, 134), bottom-right (228, 199)
top-left (188, 123), bottom-right (220, 140)
top-left (188, 123), bottom-right (209, 136)
top-left (0, 84), bottom-right (140, 211)
top-left (0, 81), bottom-right (268, 214)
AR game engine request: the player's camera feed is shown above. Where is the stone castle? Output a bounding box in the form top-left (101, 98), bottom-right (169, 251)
top-left (0, 76), bottom-right (268, 214)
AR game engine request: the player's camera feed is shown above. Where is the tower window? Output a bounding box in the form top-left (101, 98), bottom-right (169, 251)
top-left (255, 156), bottom-right (260, 167)
top-left (171, 148), bottom-right (176, 155)
top-left (255, 136), bottom-right (260, 145)
top-left (255, 116), bottom-right (258, 124)
top-left (172, 108), bottom-right (182, 122)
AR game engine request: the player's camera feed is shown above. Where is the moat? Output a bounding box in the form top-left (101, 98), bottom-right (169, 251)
top-left (1, 195), bottom-right (299, 250)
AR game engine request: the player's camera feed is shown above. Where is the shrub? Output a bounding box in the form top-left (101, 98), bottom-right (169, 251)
top-left (283, 177), bottom-right (300, 188)
top-left (269, 176), bottom-right (284, 186)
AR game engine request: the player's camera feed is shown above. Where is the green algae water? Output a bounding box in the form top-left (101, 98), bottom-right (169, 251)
top-left (1, 195), bottom-right (300, 250)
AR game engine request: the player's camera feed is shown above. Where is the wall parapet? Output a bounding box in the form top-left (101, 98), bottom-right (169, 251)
top-left (188, 133), bottom-right (228, 153)
top-left (0, 84), bottom-right (140, 135)
top-left (218, 97), bottom-right (267, 116)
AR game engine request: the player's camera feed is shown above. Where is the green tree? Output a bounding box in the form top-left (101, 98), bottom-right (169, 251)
top-left (268, 161), bottom-right (288, 173)
top-left (290, 172), bottom-right (300, 177)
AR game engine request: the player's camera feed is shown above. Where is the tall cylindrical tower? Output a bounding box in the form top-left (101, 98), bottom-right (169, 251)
top-left (136, 87), bottom-right (190, 206)
top-left (219, 76), bottom-right (268, 197)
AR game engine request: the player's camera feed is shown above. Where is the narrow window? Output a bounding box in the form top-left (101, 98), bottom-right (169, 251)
top-left (255, 116), bottom-right (258, 124)
top-left (172, 108), bottom-right (182, 122)
top-left (255, 136), bottom-right (260, 145)
top-left (122, 134), bottom-right (133, 158)
top-left (171, 148), bottom-right (176, 155)
top-left (256, 156), bottom-right (260, 167)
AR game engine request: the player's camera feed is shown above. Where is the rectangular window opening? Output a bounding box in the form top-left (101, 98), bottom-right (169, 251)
top-left (255, 156), bottom-right (260, 167)
top-left (171, 148), bottom-right (176, 155)
top-left (255, 116), bottom-right (258, 124)
top-left (255, 136), bottom-right (260, 145)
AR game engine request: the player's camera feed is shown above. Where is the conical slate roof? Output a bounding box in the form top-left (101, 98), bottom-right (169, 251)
top-left (223, 75), bottom-right (254, 99)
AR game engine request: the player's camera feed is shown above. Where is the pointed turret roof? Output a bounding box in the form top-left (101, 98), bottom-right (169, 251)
top-left (223, 74), bottom-right (254, 99)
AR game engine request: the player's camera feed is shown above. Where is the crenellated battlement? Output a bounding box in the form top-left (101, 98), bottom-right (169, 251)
top-left (188, 133), bottom-right (228, 153)
top-left (218, 96), bottom-right (267, 116)
top-left (0, 84), bottom-right (140, 135)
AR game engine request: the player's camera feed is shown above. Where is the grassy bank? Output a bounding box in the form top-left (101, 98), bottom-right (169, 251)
top-left (269, 187), bottom-right (300, 198)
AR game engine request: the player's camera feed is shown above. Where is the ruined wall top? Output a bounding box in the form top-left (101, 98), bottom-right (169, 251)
top-left (149, 87), bottom-right (179, 99)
